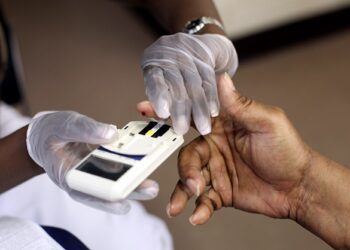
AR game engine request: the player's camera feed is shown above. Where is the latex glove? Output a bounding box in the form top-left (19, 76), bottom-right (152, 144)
top-left (142, 33), bottom-right (238, 135)
top-left (26, 111), bottom-right (159, 214)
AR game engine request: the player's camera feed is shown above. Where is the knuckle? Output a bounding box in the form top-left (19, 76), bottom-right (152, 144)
top-left (213, 178), bottom-right (230, 193)
top-left (207, 189), bottom-right (223, 210)
top-left (196, 195), bottom-right (213, 211)
top-left (237, 95), bottom-right (253, 110)
top-left (272, 106), bottom-right (287, 121)
top-left (156, 35), bottom-right (169, 46)
top-left (173, 32), bottom-right (183, 41)
top-left (178, 144), bottom-right (191, 160)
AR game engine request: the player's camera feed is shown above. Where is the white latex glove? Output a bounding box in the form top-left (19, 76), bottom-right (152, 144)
top-left (26, 111), bottom-right (159, 214)
top-left (142, 33), bottom-right (238, 135)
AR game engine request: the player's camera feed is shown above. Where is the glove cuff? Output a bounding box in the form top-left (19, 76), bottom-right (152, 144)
top-left (26, 111), bottom-right (57, 168)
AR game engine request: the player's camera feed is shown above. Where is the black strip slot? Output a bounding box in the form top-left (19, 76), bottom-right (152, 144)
top-left (139, 121), bottom-right (157, 135)
top-left (152, 124), bottom-right (170, 138)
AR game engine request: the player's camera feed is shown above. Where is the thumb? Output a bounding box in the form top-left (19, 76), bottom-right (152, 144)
top-left (69, 190), bottom-right (131, 214)
top-left (217, 73), bottom-right (275, 132)
top-left (58, 111), bottom-right (118, 144)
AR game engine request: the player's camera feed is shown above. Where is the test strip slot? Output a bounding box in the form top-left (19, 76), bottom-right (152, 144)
top-left (138, 121), bottom-right (170, 138)
top-left (152, 124), bottom-right (170, 138)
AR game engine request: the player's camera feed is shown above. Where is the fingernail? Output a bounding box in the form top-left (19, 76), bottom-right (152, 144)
top-left (209, 101), bottom-right (219, 117)
top-left (105, 125), bottom-right (118, 139)
top-left (186, 179), bottom-right (200, 196)
top-left (141, 186), bottom-right (159, 199)
top-left (198, 122), bottom-right (211, 135)
top-left (224, 72), bottom-right (236, 91)
top-left (189, 210), bottom-right (206, 226)
top-left (158, 101), bottom-right (170, 119)
top-left (166, 203), bottom-right (173, 218)
top-left (173, 115), bottom-right (190, 135)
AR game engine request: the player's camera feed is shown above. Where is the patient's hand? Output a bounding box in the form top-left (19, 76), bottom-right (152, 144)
top-left (166, 74), bottom-right (313, 225)
top-left (138, 75), bottom-right (350, 249)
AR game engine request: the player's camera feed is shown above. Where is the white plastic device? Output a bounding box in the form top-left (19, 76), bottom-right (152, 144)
top-left (66, 121), bottom-right (184, 202)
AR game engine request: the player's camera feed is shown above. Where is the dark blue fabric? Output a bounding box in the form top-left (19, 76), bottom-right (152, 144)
top-left (41, 226), bottom-right (89, 250)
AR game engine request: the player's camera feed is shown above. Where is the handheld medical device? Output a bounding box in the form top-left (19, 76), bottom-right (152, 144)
top-left (66, 121), bottom-right (184, 202)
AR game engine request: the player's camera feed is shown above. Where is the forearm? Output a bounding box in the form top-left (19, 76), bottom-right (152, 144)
top-left (131, 0), bottom-right (225, 35)
top-left (0, 126), bottom-right (44, 193)
top-left (295, 151), bottom-right (350, 249)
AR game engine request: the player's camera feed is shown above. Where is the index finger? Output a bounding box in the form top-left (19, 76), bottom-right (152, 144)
top-left (177, 137), bottom-right (210, 196)
top-left (167, 138), bottom-right (210, 218)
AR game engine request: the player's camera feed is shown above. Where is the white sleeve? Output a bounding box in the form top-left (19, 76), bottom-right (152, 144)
top-left (0, 101), bottom-right (31, 138)
top-left (0, 216), bottom-right (64, 250)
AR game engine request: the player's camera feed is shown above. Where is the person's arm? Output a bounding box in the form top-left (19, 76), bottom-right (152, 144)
top-left (137, 74), bottom-right (350, 249)
top-left (0, 126), bottom-right (43, 193)
top-left (295, 152), bottom-right (350, 249)
top-left (136, 0), bottom-right (225, 35)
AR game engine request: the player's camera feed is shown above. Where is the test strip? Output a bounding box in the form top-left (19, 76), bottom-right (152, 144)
top-left (139, 121), bottom-right (157, 135)
top-left (145, 123), bottom-right (163, 137)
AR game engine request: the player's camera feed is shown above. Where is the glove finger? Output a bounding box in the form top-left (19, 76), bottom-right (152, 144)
top-left (224, 44), bottom-right (239, 77)
top-left (163, 69), bottom-right (191, 135)
top-left (143, 66), bottom-right (171, 119)
top-left (197, 34), bottom-right (239, 77)
top-left (180, 59), bottom-right (211, 135)
top-left (195, 61), bottom-right (219, 117)
top-left (213, 36), bottom-right (238, 77)
top-left (69, 189), bottom-right (131, 214)
top-left (127, 179), bottom-right (159, 200)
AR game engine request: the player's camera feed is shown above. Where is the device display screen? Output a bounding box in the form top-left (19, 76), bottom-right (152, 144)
top-left (78, 155), bottom-right (132, 181)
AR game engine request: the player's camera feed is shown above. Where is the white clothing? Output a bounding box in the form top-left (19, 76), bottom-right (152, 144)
top-left (0, 102), bottom-right (30, 138)
top-left (0, 216), bottom-right (64, 250)
top-left (0, 175), bottom-right (172, 250)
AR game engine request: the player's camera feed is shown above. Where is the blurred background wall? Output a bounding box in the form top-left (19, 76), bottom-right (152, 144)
top-left (215, 0), bottom-right (350, 38)
top-left (2, 0), bottom-right (349, 249)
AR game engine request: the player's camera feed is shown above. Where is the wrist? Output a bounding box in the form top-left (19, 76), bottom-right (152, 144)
top-left (291, 150), bottom-right (350, 248)
top-left (21, 126), bottom-right (44, 175)
top-left (287, 147), bottom-right (316, 222)
top-left (0, 126), bottom-right (43, 193)
top-left (289, 149), bottom-right (319, 222)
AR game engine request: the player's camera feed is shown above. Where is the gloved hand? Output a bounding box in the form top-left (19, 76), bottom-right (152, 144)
top-left (26, 111), bottom-right (159, 214)
top-left (142, 33), bottom-right (238, 135)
